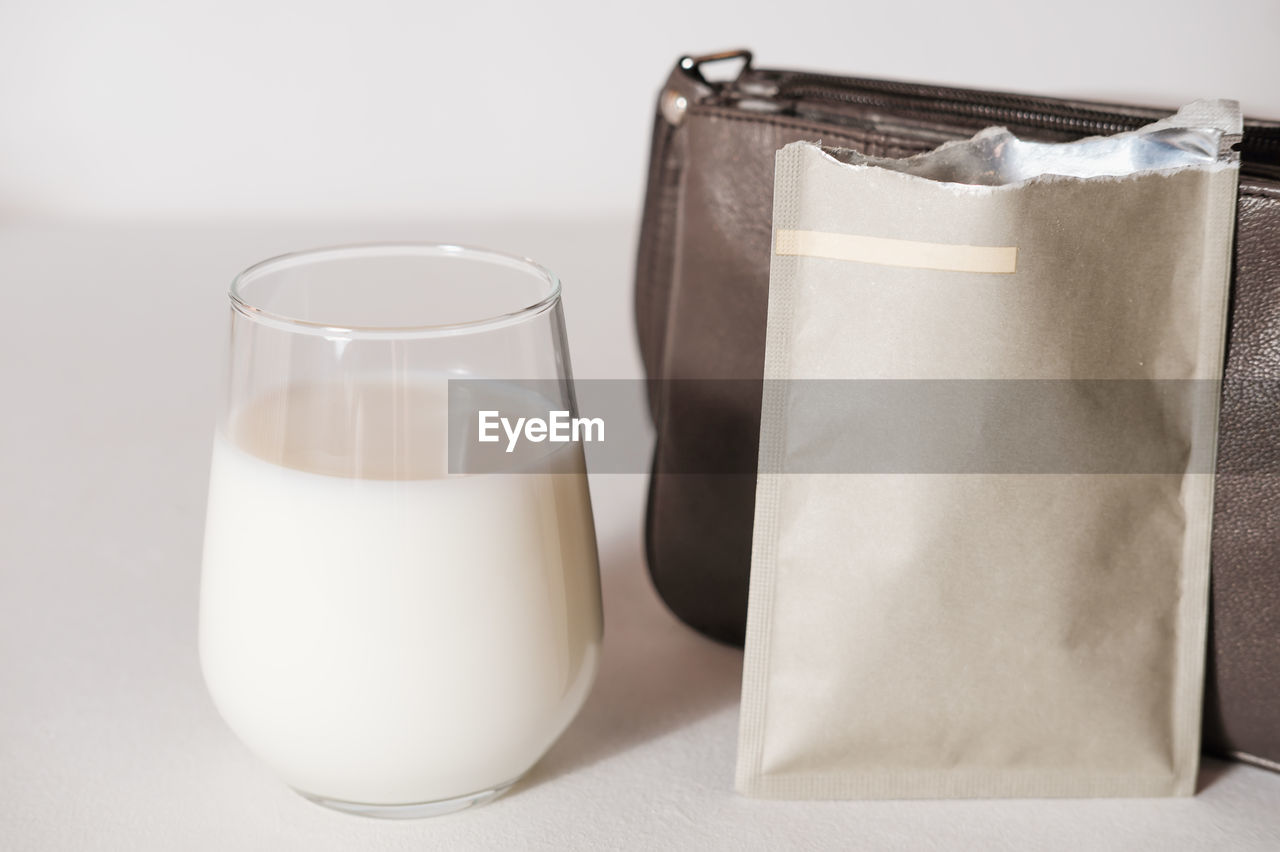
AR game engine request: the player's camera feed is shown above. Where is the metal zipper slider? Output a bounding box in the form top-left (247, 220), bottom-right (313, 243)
top-left (678, 49), bottom-right (753, 85)
top-left (662, 49), bottom-right (754, 126)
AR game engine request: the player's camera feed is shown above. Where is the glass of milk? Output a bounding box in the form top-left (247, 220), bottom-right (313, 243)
top-left (199, 244), bottom-right (603, 818)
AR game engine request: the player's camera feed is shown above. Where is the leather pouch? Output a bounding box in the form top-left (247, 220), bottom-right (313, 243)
top-left (635, 50), bottom-right (1280, 771)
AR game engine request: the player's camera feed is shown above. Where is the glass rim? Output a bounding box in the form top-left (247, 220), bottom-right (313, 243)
top-left (228, 242), bottom-right (563, 340)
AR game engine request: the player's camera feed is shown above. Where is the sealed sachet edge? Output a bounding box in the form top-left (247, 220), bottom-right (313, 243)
top-left (736, 135), bottom-right (802, 795)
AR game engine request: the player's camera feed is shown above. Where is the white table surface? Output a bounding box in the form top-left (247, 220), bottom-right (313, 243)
top-left (2, 221), bottom-right (1278, 851)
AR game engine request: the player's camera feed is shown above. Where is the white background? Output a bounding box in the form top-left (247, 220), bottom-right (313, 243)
top-left (4, 4), bottom-right (1280, 849)
top-left (1, 0), bottom-right (1278, 222)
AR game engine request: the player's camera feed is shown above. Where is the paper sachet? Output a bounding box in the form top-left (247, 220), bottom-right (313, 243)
top-left (737, 101), bottom-right (1241, 799)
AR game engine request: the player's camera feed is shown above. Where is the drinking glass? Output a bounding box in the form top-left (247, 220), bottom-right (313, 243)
top-left (199, 244), bottom-right (603, 818)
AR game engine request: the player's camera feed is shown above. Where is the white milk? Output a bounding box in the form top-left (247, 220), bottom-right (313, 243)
top-left (199, 382), bottom-right (602, 805)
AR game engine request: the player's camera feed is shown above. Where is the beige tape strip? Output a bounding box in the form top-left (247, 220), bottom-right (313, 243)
top-left (775, 228), bottom-right (1018, 274)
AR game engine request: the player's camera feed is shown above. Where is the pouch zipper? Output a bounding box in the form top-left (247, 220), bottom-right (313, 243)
top-left (776, 77), bottom-right (1143, 136)
top-left (702, 65), bottom-right (1280, 168)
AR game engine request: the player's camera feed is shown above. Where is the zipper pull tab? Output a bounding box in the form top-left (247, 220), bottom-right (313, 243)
top-left (679, 49), bottom-right (753, 85)
top-left (662, 49), bottom-right (753, 126)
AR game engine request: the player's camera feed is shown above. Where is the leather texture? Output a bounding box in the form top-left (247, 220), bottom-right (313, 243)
top-left (635, 55), bottom-right (1280, 770)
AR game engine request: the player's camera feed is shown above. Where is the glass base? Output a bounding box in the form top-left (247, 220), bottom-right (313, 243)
top-left (296, 778), bottom-right (518, 819)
